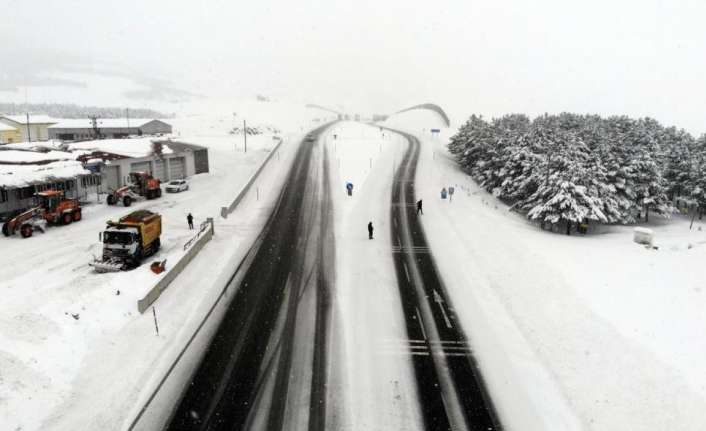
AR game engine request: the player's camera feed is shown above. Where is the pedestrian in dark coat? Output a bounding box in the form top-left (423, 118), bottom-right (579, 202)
top-left (368, 221), bottom-right (374, 239)
top-left (187, 213), bottom-right (194, 230)
top-left (417, 200), bottom-right (423, 215)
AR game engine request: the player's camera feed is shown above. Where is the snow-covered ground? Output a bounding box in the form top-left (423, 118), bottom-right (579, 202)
top-left (385, 109), bottom-right (706, 430)
top-left (6, 105), bottom-right (705, 430)
top-left (323, 122), bottom-right (424, 430)
top-left (0, 109), bottom-right (316, 430)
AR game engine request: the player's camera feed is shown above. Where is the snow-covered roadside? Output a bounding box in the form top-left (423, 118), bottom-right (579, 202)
top-left (0, 111), bottom-right (309, 430)
top-left (402, 120), bottom-right (706, 429)
top-left (323, 122), bottom-right (424, 430)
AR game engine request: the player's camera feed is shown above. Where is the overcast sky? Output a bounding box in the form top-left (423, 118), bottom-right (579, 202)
top-left (2, 0), bottom-right (706, 132)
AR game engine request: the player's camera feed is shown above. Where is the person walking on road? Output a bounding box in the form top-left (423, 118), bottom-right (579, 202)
top-left (417, 200), bottom-right (423, 215)
top-left (187, 213), bottom-right (194, 230)
top-left (368, 221), bottom-right (374, 239)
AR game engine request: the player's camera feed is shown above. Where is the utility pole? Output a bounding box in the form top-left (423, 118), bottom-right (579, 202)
top-left (126, 108), bottom-right (130, 129)
top-left (26, 112), bottom-right (31, 142)
top-left (89, 116), bottom-right (100, 139)
top-left (243, 120), bottom-right (247, 153)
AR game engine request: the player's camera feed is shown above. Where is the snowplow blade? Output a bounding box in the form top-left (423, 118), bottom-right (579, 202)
top-left (89, 259), bottom-right (124, 273)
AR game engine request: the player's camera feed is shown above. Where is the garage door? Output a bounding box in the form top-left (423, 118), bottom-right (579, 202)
top-left (130, 161), bottom-right (151, 175)
top-left (103, 165), bottom-right (120, 190)
top-left (168, 157), bottom-right (185, 179)
top-left (194, 149), bottom-right (209, 174)
top-left (153, 159), bottom-right (167, 181)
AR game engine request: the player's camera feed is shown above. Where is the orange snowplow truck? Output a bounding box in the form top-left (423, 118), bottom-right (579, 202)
top-left (90, 210), bottom-right (162, 272)
top-left (1, 190), bottom-right (82, 238)
top-left (107, 172), bottom-right (162, 207)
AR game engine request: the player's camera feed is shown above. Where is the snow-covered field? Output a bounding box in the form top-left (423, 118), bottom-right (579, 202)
top-left (386, 109), bottom-right (706, 430)
top-left (0, 105), bottom-right (321, 430)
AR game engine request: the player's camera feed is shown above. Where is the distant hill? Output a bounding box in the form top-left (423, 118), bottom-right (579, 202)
top-left (0, 103), bottom-right (173, 119)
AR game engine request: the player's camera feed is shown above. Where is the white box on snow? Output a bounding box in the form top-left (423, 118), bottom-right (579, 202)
top-left (633, 227), bottom-right (654, 245)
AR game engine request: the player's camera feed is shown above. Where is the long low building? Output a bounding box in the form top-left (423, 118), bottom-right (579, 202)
top-left (0, 115), bottom-right (57, 142)
top-left (48, 118), bottom-right (172, 141)
top-left (68, 138), bottom-right (209, 191)
top-left (0, 148), bottom-right (97, 220)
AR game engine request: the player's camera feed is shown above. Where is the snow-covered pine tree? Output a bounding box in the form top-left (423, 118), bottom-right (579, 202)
top-left (448, 115), bottom-right (494, 181)
top-left (623, 118), bottom-right (672, 221)
top-left (688, 135), bottom-right (706, 217)
top-left (600, 116), bottom-right (640, 223)
top-left (658, 126), bottom-right (694, 201)
top-left (495, 126), bottom-right (541, 202)
top-left (522, 129), bottom-right (607, 234)
top-left (483, 114), bottom-right (531, 193)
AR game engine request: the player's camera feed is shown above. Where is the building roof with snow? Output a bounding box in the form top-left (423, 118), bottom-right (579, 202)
top-left (0, 160), bottom-right (90, 189)
top-left (0, 123), bottom-right (18, 132)
top-left (48, 118), bottom-right (163, 129)
top-left (2, 140), bottom-right (66, 152)
top-left (0, 149), bottom-right (74, 165)
top-left (0, 115), bottom-right (58, 125)
top-left (66, 137), bottom-right (174, 159)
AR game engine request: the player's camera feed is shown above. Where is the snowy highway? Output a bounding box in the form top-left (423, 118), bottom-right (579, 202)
top-left (167, 124), bottom-right (335, 430)
top-left (162, 122), bottom-right (499, 431)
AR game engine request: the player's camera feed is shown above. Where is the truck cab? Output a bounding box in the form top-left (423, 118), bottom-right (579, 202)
top-left (92, 210), bottom-right (162, 272)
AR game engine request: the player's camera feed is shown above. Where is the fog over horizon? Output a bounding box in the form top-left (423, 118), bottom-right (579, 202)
top-left (2, 0), bottom-right (706, 132)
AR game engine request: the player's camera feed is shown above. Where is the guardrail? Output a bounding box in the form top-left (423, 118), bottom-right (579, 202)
top-left (221, 136), bottom-right (285, 218)
top-left (137, 217), bottom-right (215, 313)
top-left (183, 220), bottom-right (210, 251)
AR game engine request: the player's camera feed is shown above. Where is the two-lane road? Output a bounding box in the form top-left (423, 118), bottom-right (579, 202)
top-left (166, 124), bottom-right (335, 431)
top-left (389, 129), bottom-right (501, 431)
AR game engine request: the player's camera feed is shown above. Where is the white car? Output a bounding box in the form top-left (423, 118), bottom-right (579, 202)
top-left (165, 179), bottom-right (189, 193)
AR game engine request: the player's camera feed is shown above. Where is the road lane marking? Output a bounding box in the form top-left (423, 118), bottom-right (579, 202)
top-left (403, 262), bottom-right (410, 282)
top-left (415, 307), bottom-right (427, 340)
top-left (433, 290), bottom-right (453, 329)
top-left (392, 245), bottom-right (429, 254)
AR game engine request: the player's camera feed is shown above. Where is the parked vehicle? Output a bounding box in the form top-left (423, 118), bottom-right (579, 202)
top-left (106, 172), bottom-right (162, 207)
top-left (165, 179), bottom-right (189, 193)
top-left (90, 210), bottom-right (162, 272)
top-left (2, 190), bottom-right (82, 238)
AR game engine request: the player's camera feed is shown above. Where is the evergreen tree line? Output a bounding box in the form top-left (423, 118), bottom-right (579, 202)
top-left (448, 113), bottom-right (706, 232)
